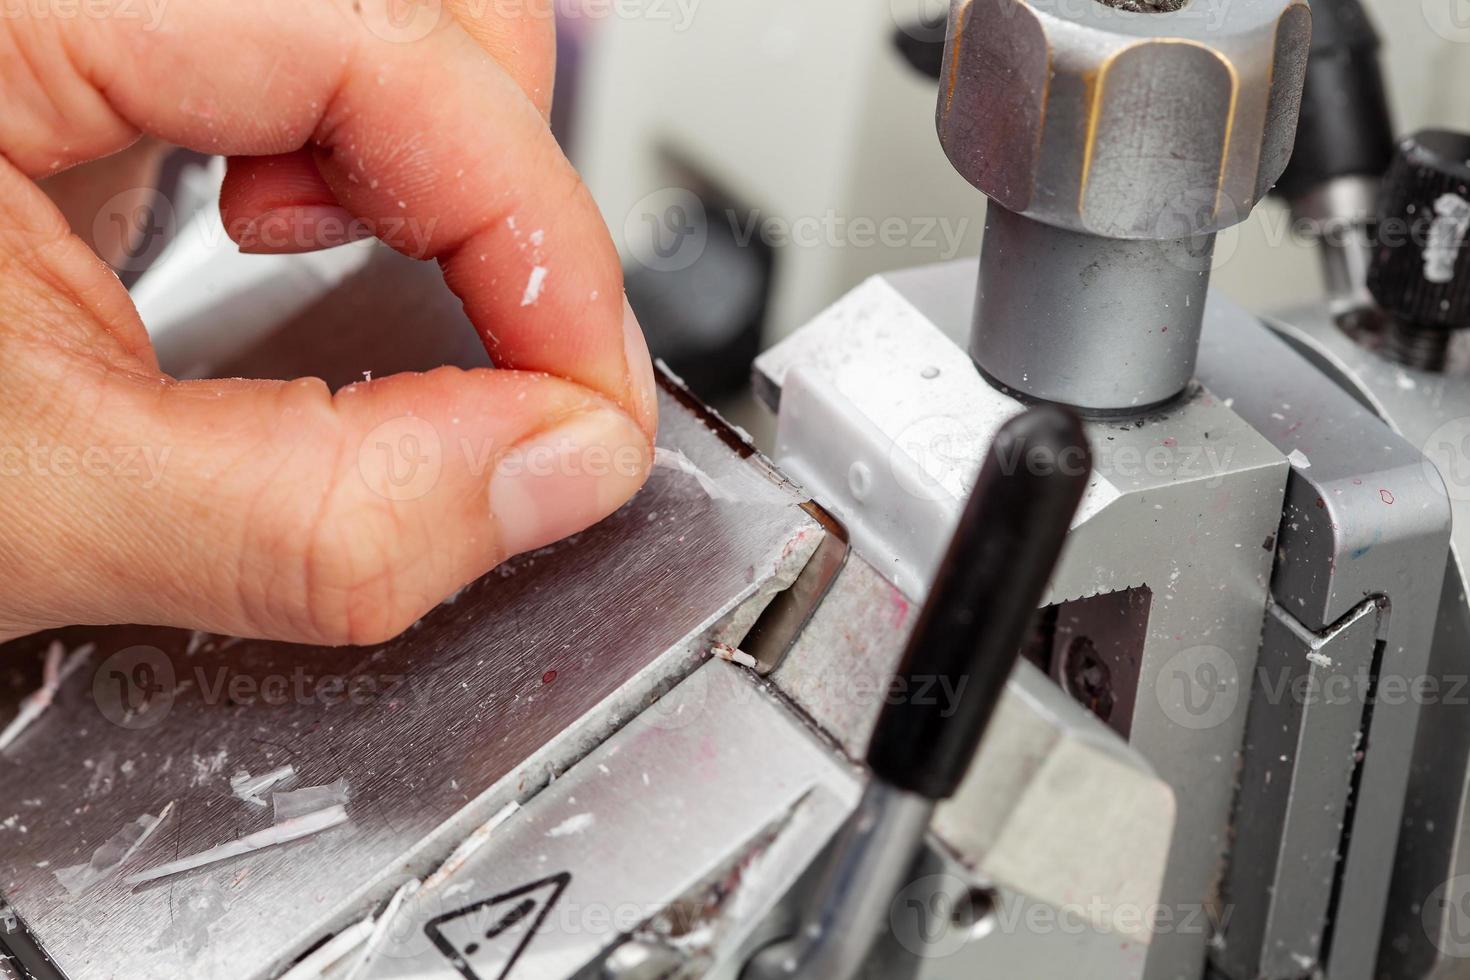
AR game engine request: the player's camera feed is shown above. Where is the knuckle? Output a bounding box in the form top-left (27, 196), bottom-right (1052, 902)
top-left (295, 500), bottom-right (428, 646)
top-left (0, 13), bottom-right (131, 176)
top-left (228, 393), bottom-right (431, 648)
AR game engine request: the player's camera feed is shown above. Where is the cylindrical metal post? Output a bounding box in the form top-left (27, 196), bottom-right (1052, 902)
top-left (972, 206), bottom-right (1214, 414)
top-left (938, 0), bottom-right (1308, 415)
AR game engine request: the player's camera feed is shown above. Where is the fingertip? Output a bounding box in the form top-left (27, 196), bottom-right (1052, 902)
top-left (235, 205), bottom-right (375, 254)
top-left (221, 151), bottom-right (344, 251)
top-left (621, 297), bottom-right (659, 439)
top-left (487, 406), bottom-right (653, 560)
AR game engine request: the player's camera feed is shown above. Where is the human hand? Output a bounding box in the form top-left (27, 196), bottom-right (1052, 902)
top-left (0, 0), bottom-right (657, 645)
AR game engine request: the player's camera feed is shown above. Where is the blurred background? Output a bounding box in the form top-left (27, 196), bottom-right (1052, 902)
top-left (50, 0), bottom-right (1470, 435)
top-left (569, 0), bottom-right (1470, 397)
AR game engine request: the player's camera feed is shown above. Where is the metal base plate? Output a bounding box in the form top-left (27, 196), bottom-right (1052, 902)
top-left (0, 381), bottom-right (826, 980)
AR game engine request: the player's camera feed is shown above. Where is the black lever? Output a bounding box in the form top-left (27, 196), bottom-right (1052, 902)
top-left (866, 403), bottom-right (1091, 798)
top-left (742, 404), bottom-right (1091, 980)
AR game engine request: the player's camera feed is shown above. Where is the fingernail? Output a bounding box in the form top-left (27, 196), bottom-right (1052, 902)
top-left (622, 298), bottom-right (659, 435)
top-left (238, 206), bottom-right (371, 254)
top-left (489, 408), bottom-right (651, 558)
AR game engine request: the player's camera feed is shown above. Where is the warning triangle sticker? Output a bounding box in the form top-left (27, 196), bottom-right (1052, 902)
top-left (425, 871), bottom-right (571, 980)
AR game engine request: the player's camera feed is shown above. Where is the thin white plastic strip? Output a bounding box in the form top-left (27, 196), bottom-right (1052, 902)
top-left (421, 801), bottom-right (521, 892)
top-left (342, 878), bottom-right (422, 980)
top-left (277, 917), bottom-right (377, 980)
top-left (230, 765), bottom-right (297, 806)
top-left (273, 779), bottom-right (350, 823)
top-left (280, 801), bottom-right (519, 977)
top-left (0, 642), bottom-right (96, 751)
top-left (653, 447), bottom-right (741, 502)
top-left (124, 805), bottom-right (348, 886)
top-left (54, 801), bottom-right (175, 896)
top-left (420, 799), bottom-right (523, 893)
top-left (710, 643), bottom-right (758, 669)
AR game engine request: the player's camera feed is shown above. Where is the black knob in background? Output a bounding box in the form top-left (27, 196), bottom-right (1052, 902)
top-left (1273, 0), bottom-right (1395, 201)
top-left (892, 13), bottom-right (948, 81)
top-left (865, 406), bottom-right (1091, 801)
top-left (624, 197), bottom-right (774, 402)
top-left (1367, 130), bottom-right (1470, 333)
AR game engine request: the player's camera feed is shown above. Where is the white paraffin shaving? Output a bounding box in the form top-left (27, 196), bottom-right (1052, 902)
top-left (54, 802), bottom-right (174, 896)
top-left (283, 801), bottom-right (521, 979)
top-left (273, 779), bottom-right (350, 823)
top-left (278, 917), bottom-right (377, 980)
top-left (124, 805), bottom-right (349, 886)
top-left (520, 265), bottom-right (549, 306)
top-left (342, 878), bottom-right (421, 980)
top-left (654, 448), bottom-right (739, 502)
top-left (546, 813), bottom-right (595, 838)
top-left (421, 801), bottom-right (520, 892)
top-left (0, 642), bottom-right (97, 752)
top-left (710, 643), bottom-right (758, 669)
top-left (230, 765), bottom-right (297, 807)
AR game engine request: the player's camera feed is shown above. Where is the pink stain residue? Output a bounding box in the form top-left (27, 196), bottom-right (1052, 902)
top-left (1380, 489), bottom-right (1396, 505)
top-left (889, 595), bottom-right (911, 630)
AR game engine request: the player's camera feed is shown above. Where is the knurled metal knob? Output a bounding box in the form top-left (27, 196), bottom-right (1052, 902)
top-left (938, 0), bottom-right (1312, 240)
top-left (1367, 130), bottom-right (1470, 331)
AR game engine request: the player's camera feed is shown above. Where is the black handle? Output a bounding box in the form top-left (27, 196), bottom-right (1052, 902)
top-left (1274, 0), bottom-right (1395, 201)
top-left (1366, 130), bottom-right (1470, 331)
top-left (865, 405), bottom-right (1091, 800)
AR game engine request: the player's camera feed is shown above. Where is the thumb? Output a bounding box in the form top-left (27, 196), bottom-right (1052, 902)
top-left (5, 365), bottom-right (650, 646)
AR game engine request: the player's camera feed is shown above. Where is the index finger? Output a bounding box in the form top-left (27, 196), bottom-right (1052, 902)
top-left (3, 0), bottom-right (653, 434)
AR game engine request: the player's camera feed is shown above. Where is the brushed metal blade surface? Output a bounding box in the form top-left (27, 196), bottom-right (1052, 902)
top-left (0, 384), bottom-right (823, 980)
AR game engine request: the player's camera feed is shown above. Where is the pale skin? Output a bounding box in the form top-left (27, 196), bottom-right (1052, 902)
top-left (0, 0), bottom-right (658, 645)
